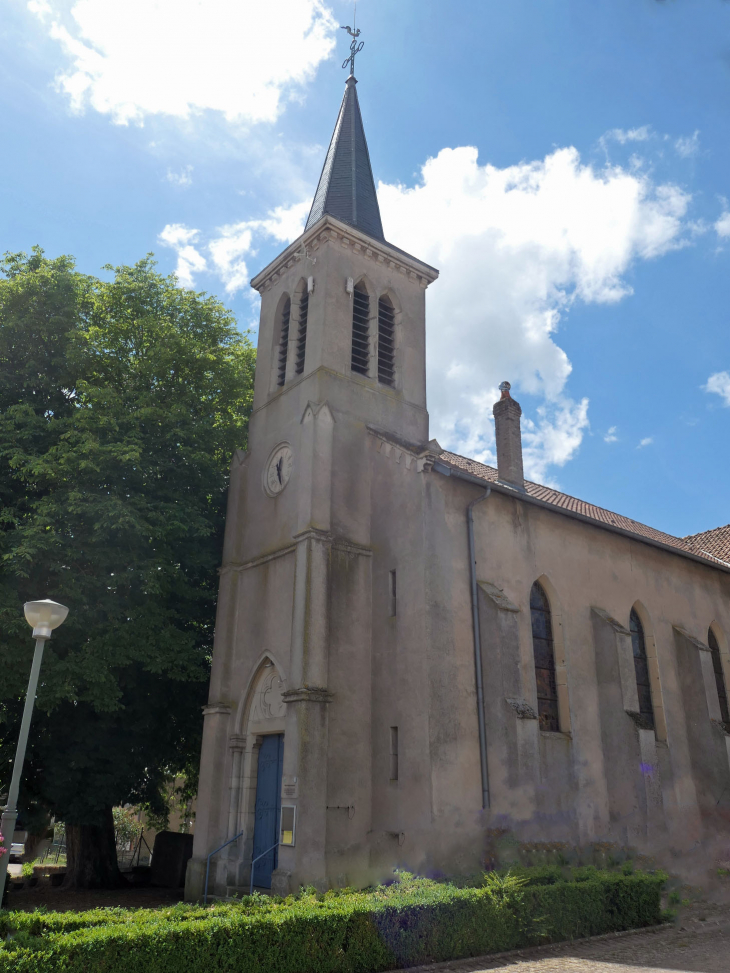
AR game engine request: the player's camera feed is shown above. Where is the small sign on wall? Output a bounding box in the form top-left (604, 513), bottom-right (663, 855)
top-left (282, 775), bottom-right (298, 798)
top-left (280, 805), bottom-right (296, 846)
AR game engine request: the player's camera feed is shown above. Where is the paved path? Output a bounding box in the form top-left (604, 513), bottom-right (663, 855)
top-left (394, 903), bottom-right (730, 973)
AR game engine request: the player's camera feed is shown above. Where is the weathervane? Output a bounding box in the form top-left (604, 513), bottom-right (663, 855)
top-left (341, 23), bottom-right (363, 76)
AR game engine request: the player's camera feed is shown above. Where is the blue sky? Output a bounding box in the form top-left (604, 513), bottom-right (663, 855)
top-left (2, 0), bottom-right (729, 538)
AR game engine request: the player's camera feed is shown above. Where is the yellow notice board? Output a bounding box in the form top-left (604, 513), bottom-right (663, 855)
top-left (280, 805), bottom-right (296, 845)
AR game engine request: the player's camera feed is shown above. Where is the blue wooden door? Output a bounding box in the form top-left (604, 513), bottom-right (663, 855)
top-left (251, 733), bottom-right (284, 888)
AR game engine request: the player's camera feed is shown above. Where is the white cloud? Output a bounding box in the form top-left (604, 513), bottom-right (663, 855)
top-left (30, 0), bottom-right (337, 125)
top-left (158, 223), bottom-right (206, 288)
top-left (27, 0), bottom-right (52, 17)
top-left (602, 126), bottom-right (652, 147)
top-left (166, 165), bottom-right (193, 188)
top-left (158, 200), bottom-right (310, 295)
top-left (377, 145), bottom-right (691, 480)
top-left (675, 131), bottom-right (700, 159)
top-left (704, 371), bottom-right (730, 407)
top-left (604, 426), bottom-right (618, 443)
top-left (715, 212), bottom-right (730, 239)
top-left (637, 437), bottom-right (654, 449)
top-left (208, 223), bottom-right (254, 295)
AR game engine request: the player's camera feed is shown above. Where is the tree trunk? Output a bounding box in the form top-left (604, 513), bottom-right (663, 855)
top-left (63, 806), bottom-right (128, 889)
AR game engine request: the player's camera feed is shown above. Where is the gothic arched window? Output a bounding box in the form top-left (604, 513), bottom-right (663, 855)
top-left (530, 581), bottom-right (559, 732)
top-left (350, 283), bottom-right (370, 376)
top-left (377, 296), bottom-right (395, 386)
top-left (294, 287), bottom-right (309, 376)
top-left (277, 297), bottom-right (291, 387)
top-left (630, 608), bottom-right (654, 728)
top-left (709, 628), bottom-right (730, 725)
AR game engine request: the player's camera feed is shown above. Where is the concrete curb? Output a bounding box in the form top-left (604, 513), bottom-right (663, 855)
top-left (392, 921), bottom-right (670, 972)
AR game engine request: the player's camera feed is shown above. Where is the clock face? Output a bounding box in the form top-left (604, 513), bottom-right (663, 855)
top-left (264, 443), bottom-right (293, 496)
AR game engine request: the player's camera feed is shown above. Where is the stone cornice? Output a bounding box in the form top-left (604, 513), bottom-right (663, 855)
top-left (250, 215), bottom-right (439, 294)
top-left (368, 426), bottom-right (443, 473)
top-left (591, 606), bottom-right (630, 636)
top-left (479, 582), bottom-right (520, 613)
top-left (222, 529), bottom-right (371, 575)
top-left (673, 625), bottom-right (710, 652)
top-left (281, 687), bottom-right (334, 704)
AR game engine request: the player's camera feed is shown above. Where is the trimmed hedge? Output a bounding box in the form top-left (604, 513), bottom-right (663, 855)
top-left (0, 869), bottom-right (665, 973)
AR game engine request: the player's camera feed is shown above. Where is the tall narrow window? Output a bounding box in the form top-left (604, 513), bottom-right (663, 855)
top-left (277, 298), bottom-right (291, 387)
top-left (350, 284), bottom-right (370, 375)
top-left (377, 296), bottom-right (395, 386)
top-left (630, 608), bottom-right (654, 728)
top-left (389, 569), bottom-right (397, 617)
top-left (294, 290), bottom-right (308, 376)
top-left (709, 629), bottom-right (730, 725)
top-left (530, 581), bottom-right (559, 732)
top-left (389, 726), bottom-right (399, 780)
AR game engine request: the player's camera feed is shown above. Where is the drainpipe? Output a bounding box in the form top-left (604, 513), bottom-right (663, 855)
top-left (433, 460), bottom-right (491, 809)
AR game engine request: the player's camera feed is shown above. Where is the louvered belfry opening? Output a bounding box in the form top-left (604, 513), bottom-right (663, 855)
top-left (709, 628), bottom-right (730, 725)
top-left (630, 608), bottom-right (655, 728)
top-left (351, 283), bottom-right (370, 375)
top-left (295, 289), bottom-right (309, 376)
top-left (377, 296), bottom-right (395, 386)
top-left (530, 581), bottom-right (559, 732)
top-left (277, 298), bottom-right (291, 387)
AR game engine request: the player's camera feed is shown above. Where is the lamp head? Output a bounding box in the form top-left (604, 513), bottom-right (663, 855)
top-left (24, 599), bottom-right (69, 640)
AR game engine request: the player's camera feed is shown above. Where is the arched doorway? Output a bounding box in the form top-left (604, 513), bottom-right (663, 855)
top-left (235, 660), bottom-right (287, 889)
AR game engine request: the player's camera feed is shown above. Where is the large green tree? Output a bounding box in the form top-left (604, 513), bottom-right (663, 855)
top-left (0, 248), bottom-right (255, 887)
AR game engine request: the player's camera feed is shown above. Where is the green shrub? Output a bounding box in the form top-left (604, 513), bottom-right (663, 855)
top-left (0, 869), bottom-right (665, 973)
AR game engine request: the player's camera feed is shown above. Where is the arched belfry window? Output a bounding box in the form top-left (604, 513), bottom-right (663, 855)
top-left (295, 286), bottom-right (309, 376)
top-left (630, 608), bottom-right (654, 728)
top-left (530, 581), bottom-right (559, 732)
top-left (708, 628), bottom-right (730, 725)
top-left (377, 296), bottom-right (395, 386)
top-left (350, 283), bottom-right (370, 376)
top-left (277, 297), bottom-right (291, 387)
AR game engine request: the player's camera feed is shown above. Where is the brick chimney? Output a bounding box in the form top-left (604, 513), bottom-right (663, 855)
top-left (493, 381), bottom-right (525, 491)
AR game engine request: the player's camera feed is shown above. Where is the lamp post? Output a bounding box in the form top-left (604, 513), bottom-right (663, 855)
top-left (0, 599), bottom-right (68, 896)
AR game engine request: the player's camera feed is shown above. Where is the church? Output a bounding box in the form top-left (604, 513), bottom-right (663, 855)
top-left (184, 63), bottom-right (730, 901)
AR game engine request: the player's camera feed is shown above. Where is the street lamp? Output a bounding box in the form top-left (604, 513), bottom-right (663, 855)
top-left (0, 600), bottom-right (68, 896)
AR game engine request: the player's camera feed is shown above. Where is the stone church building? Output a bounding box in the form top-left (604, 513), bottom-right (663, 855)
top-left (185, 73), bottom-right (730, 900)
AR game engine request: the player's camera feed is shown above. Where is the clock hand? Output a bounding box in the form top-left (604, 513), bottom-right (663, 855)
top-left (276, 457), bottom-right (283, 484)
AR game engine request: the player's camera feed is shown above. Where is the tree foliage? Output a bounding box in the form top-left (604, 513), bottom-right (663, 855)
top-left (0, 248), bottom-right (255, 883)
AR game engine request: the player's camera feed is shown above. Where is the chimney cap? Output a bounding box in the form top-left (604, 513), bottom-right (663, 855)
top-left (498, 380), bottom-right (511, 399)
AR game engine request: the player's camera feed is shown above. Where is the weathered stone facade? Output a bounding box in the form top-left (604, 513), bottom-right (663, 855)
top-left (184, 83), bottom-right (730, 902)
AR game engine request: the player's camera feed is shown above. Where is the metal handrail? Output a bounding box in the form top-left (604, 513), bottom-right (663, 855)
top-left (249, 841), bottom-right (279, 896)
top-left (203, 834), bottom-right (281, 904)
top-left (203, 830), bottom-right (244, 905)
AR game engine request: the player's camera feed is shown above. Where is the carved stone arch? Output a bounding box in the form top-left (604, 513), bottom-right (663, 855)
top-left (708, 621), bottom-right (730, 723)
top-left (378, 285), bottom-right (402, 314)
top-left (287, 278), bottom-right (311, 380)
top-left (531, 575), bottom-right (570, 734)
top-left (350, 275), bottom-right (377, 378)
top-left (224, 655), bottom-right (288, 869)
top-left (709, 620), bottom-right (729, 657)
top-left (629, 600), bottom-right (667, 741)
top-left (236, 654), bottom-right (287, 736)
top-left (353, 272), bottom-right (376, 300)
top-left (271, 291), bottom-right (292, 390)
top-left (375, 287), bottom-right (401, 389)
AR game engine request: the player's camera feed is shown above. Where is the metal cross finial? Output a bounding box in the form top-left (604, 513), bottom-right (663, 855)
top-left (341, 24), bottom-right (363, 76)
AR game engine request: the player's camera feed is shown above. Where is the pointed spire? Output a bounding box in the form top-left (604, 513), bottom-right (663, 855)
top-left (305, 76), bottom-right (385, 242)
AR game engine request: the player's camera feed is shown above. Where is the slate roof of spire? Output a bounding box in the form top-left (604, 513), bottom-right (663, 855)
top-left (305, 76), bottom-right (385, 242)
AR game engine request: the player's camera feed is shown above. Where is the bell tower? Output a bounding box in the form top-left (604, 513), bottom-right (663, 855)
top-left (187, 58), bottom-right (438, 900)
top-left (249, 74), bottom-right (438, 443)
